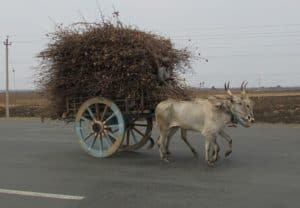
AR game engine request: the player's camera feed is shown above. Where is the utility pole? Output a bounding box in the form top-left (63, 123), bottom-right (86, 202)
top-left (3, 36), bottom-right (12, 118)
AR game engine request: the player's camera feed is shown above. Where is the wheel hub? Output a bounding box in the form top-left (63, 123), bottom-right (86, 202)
top-left (92, 121), bottom-right (104, 133)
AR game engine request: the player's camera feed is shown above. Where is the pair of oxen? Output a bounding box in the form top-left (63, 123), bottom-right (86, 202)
top-left (155, 82), bottom-right (255, 166)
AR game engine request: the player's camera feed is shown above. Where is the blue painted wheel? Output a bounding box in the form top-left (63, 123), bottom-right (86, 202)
top-left (75, 97), bottom-right (125, 158)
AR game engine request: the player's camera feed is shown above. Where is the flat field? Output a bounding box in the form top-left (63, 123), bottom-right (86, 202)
top-left (0, 91), bottom-right (46, 117)
top-left (0, 88), bottom-right (300, 123)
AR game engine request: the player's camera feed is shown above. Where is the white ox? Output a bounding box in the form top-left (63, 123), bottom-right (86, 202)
top-left (155, 82), bottom-right (254, 166)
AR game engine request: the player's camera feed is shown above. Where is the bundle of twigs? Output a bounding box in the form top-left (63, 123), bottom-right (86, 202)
top-left (36, 18), bottom-right (191, 118)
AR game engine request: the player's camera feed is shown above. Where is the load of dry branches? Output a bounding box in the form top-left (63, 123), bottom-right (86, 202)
top-left (36, 17), bottom-right (191, 118)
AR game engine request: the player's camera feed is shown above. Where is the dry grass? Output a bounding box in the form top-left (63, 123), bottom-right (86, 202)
top-left (0, 91), bottom-right (47, 117)
top-left (0, 89), bottom-right (300, 123)
top-left (188, 88), bottom-right (300, 98)
top-left (0, 91), bottom-right (47, 107)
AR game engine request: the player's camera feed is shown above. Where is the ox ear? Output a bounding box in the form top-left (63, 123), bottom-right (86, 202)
top-left (214, 100), bottom-right (231, 112)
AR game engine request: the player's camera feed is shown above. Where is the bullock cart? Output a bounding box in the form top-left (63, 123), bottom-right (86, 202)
top-left (37, 19), bottom-right (191, 158)
top-left (65, 93), bottom-right (155, 158)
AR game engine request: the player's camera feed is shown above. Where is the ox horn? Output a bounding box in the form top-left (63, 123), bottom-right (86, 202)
top-left (224, 81), bottom-right (233, 96)
top-left (241, 81), bottom-right (248, 95)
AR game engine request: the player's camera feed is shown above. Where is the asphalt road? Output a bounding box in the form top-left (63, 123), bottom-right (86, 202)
top-left (0, 119), bottom-right (300, 208)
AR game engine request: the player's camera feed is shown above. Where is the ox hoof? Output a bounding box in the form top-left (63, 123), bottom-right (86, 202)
top-left (225, 150), bottom-right (232, 157)
top-left (207, 161), bottom-right (215, 167)
top-left (161, 153), bottom-right (172, 163)
top-left (163, 158), bottom-right (171, 163)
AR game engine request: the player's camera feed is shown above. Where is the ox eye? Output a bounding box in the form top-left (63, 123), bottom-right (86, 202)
top-left (239, 103), bottom-right (242, 105)
top-left (247, 105), bottom-right (250, 108)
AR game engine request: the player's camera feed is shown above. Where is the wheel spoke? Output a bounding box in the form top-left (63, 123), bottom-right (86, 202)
top-left (104, 131), bottom-right (116, 144)
top-left (103, 133), bottom-right (113, 147)
top-left (112, 129), bottom-right (118, 134)
top-left (99, 134), bottom-right (104, 151)
top-left (126, 129), bottom-right (130, 146)
top-left (105, 124), bottom-right (119, 133)
top-left (130, 129), bottom-right (138, 144)
top-left (103, 112), bottom-right (116, 124)
top-left (106, 128), bottom-right (119, 134)
top-left (133, 127), bottom-right (147, 137)
top-left (101, 105), bottom-right (108, 121)
top-left (95, 104), bottom-right (100, 120)
top-left (83, 132), bottom-right (93, 141)
top-left (89, 133), bottom-right (98, 150)
top-left (86, 107), bottom-right (96, 121)
top-left (102, 134), bottom-right (110, 147)
top-left (106, 131), bottom-right (115, 139)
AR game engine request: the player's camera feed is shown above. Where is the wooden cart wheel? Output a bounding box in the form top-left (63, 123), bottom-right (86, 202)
top-left (75, 97), bottom-right (125, 158)
top-left (121, 116), bottom-right (153, 151)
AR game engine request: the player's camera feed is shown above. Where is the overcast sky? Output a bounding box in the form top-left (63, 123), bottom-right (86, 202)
top-left (0, 0), bottom-right (300, 90)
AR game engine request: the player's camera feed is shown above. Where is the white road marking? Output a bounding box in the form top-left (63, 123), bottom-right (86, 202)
top-left (0, 188), bottom-right (85, 200)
